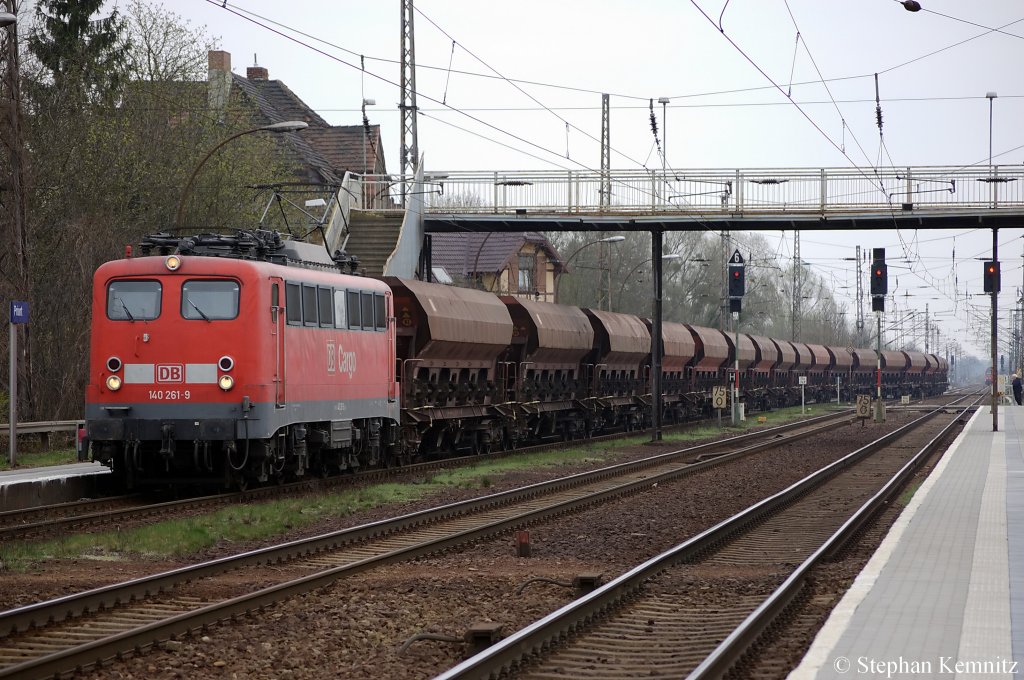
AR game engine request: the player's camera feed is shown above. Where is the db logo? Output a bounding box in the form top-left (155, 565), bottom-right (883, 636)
top-left (157, 364), bottom-right (184, 383)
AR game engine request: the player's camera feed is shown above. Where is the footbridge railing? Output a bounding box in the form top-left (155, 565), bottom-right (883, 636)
top-left (361, 166), bottom-right (1022, 216)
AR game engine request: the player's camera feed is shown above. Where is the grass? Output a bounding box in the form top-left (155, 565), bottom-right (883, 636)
top-left (0, 446), bottom-right (77, 472)
top-left (897, 481), bottom-right (922, 507)
top-left (0, 444), bottom-right (620, 571)
top-left (0, 404), bottom-right (829, 570)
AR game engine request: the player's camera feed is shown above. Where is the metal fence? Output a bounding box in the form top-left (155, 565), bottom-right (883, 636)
top-left (360, 166), bottom-right (1023, 215)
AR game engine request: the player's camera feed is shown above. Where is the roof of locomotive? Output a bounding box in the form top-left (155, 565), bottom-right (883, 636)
top-left (132, 230), bottom-right (361, 274)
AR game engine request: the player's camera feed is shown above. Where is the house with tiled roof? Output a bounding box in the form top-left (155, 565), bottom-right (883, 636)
top-left (429, 232), bottom-right (566, 303)
top-left (207, 51), bottom-right (386, 182)
top-left (207, 51), bottom-right (403, 275)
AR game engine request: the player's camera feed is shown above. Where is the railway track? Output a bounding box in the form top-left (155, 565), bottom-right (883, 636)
top-left (0, 408), bottom-right (854, 542)
top-left (0, 408), bottom-right (888, 679)
top-left (434, 396), bottom-right (977, 680)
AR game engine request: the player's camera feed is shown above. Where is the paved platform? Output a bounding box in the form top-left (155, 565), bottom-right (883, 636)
top-left (0, 463), bottom-right (108, 510)
top-left (790, 405), bottom-right (1024, 679)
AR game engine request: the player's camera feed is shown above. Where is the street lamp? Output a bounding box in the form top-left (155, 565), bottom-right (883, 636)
top-left (985, 92), bottom-right (999, 430)
top-left (175, 120), bottom-right (309, 229)
top-left (555, 235), bottom-right (625, 304)
top-left (986, 91), bottom-right (997, 172)
top-left (361, 98), bottom-right (376, 175)
top-left (617, 253), bottom-right (682, 306)
top-left (0, 12), bottom-right (14, 27)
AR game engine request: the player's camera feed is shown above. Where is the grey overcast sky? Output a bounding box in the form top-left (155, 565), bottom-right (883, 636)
top-left (161, 0), bottom-right (1023, 360)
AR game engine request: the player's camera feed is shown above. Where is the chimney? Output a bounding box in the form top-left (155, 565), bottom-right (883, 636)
top-left (208, 50), bottom-right (232, 119)
top-left (247, 65), bottom-right (269, 81)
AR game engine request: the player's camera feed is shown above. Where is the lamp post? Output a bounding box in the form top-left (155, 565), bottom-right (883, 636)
top-left (554, 235), bottom-right (625, 304)
top-left (361, 97), bottom-right (376, 175)
top-left (4, 2), bottom-right (28, 465)
top-left (985, 92), bottom-right (999, 431)
top-left (617, 253), bottom-right (682, 308)
top-left (174, 120), bottom-right (309, 229)
top-left (986, 91), bottom-right (998, 208)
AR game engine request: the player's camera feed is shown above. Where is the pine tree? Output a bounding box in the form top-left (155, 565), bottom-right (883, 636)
top-left (27, 0), bottom-right (129, 107)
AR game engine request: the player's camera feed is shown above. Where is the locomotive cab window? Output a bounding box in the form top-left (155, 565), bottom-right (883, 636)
top-left (181, 280), bottom-right (239, 320)
top-left (107, 280), bottom-right (161, 321)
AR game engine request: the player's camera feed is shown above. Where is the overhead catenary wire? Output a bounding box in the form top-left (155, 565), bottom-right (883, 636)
top-left (205, 2), bottom-right (1022, 120)
top-left (413, 3), bottom-right (650, 170)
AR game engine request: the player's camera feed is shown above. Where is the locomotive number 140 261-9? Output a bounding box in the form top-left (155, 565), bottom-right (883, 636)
top-left (148, 390), bottom-right (192, 401)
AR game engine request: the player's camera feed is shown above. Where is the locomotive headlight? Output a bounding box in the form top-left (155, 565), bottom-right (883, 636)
top-left (164, 255), bottom-right (182, 271)
top-left (218, 374), bottom-right (235, 391)
top-left (106, 375), bottom-right (123, 391)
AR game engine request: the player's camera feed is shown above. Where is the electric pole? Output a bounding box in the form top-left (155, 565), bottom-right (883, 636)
top-left (791, 231), bottom-right (802, 341)
top-left (600, 93), bottom-right (610, 210)
top-left (399, 0), bottom-right (418, 205)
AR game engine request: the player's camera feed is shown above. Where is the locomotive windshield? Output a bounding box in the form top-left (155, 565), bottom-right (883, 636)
top-left (107, 280), bottom-right (161, 321)
top-left (181, 280), bottom-right (239, 320)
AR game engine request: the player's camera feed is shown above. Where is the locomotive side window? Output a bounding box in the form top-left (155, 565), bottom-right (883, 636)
top-left (361, 292), bottom-right (374, 331)
top-left (333, 290), bottom-right (347, 329)
top-left (374, 293), bottom-right (386, 331)
top-left (317, 287), bottom-right (334, 327)
top-left (302, 284), bottom-right (318, 326)
top-left (107, 280), bottom-right (161, 321)
top-left (347, 290), bottom-right (361, 328)
top-left (285, 283), bottom-right (302, 325)
top-left (181, 280), bottom-right (239, 320)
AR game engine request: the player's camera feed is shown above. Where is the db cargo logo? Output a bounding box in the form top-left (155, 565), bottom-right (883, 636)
top-left (157, 364), bottom-right (184, 383)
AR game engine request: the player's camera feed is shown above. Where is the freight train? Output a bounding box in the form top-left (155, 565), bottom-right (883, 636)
top-left (84, 230), bottom-right (948, 489)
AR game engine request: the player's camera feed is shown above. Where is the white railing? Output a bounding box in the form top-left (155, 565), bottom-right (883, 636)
top-left (360, 166), bottom-right (1023, 216)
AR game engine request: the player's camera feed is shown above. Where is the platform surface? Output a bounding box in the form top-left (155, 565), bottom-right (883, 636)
top-left (790, 404), bottom-right (1024, 678)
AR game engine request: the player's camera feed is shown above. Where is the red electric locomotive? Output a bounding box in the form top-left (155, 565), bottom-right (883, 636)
top-left (85, 231), bottom-right (400, 488)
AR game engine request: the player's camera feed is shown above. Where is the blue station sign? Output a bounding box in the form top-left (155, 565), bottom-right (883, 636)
top-left (9, 300), bottom-right (29, 324)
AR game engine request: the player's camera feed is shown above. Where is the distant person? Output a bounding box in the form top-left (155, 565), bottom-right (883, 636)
top-left (1013, 372), bottom-right (1022, 406)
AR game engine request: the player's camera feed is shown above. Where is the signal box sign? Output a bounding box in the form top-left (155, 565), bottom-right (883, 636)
top-left (9, 301), bottom-right (28, 324)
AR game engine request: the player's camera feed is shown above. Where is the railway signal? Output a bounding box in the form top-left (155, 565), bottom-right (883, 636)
top-left (983, 260), bottom-right (1000, 293)
top-left (870, 262), bottom-right (887, 296)
top-left (870, 248), bottom-right (887, 312)
top-left (728, 249), bottom-right (745, 313)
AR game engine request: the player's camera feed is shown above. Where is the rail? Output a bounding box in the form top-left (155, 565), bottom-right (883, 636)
top-left (435, 400), bottom-right (969, 679)
top-left (359, 165), bottom-right (1023, 215)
